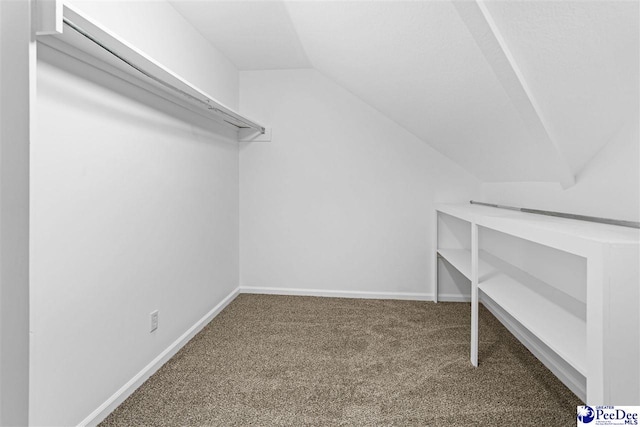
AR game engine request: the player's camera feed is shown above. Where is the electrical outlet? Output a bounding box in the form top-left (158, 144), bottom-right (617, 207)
top-left (150, 310), bottom-right (159, 333)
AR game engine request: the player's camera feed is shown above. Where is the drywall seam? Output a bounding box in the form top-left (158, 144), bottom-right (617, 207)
top-left (166, 0), bottom-right (240, 80)
top-left (281, 1), bottom-right (313, 70)
top-left (278, 1), bottom-right (312, 69)
top-left (77, 287), bottom-right (241, 427)
top-left (573, 121), bottom-right (629, 178)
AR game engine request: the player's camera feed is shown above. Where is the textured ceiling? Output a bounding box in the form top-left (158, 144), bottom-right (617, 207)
top-left (484, 0), bottom-right (639, 175)
top-left (170, 0), bottom-right (639, 185)
top-left (169, 1), bottom-right (311, 70)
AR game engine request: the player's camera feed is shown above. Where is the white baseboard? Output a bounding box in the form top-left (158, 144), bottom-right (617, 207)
top-left (240, 286), bottom-right (433, 301)
top-left (79, 286), bottom-right (469, 426)
top-left (437, 293), bottom-right (471, 302)
top-left (79, 287), bottom-right (241, 427)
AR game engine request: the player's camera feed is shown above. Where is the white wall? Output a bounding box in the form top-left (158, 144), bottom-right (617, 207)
top-left (481, 120), bottom-right (640, 222)
top-left (66, 0), bottom-right (239, 109)
top-left (239, 69), bottom-right (481, 297)
top-left (0, 1), bottom-right (33, 424)
top-left (30, 2), bottom-right (241, 425)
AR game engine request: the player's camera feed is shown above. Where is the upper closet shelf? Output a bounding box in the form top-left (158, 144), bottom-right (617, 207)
top-left (437, 203), bottom-right (639, 248)
top-left (35, 1), bottom-right (266, 138)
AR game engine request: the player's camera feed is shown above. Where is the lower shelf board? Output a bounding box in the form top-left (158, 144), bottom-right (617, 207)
top-left (479, 275), bottom-right (586, 376)
top-left (437, 247), bottom-right (587, 376)
top-left (437, 248), bottom-right (495, 280)
top-left (480, 292), bottom-right (586, 401)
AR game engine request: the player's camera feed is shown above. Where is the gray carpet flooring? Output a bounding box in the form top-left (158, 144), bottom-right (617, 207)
top-left (100, 294), bottom-right (581, 426)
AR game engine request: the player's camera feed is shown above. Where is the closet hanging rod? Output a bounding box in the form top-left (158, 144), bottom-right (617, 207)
top-left (470, 200), bottom-right (640, 229)
top-left (62, 17), bottom-right (265, 134)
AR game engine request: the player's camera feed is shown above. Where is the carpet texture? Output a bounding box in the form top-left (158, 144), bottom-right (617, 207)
top-left (100, 295), bottom-right (581, 426)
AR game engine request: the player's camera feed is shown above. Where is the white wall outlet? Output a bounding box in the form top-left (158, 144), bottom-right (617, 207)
top-left (150, 310), bottom-right (159, 333)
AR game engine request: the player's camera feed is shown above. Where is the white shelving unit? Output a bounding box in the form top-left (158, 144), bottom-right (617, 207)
top-left (436, 248), bottom-right (495, 281)
top-left (435, 203), bottom-right (640, 405)
top-left (35, 1), bottom-right (267, 140)
top-left (480, 274), bottom-right (586, 375)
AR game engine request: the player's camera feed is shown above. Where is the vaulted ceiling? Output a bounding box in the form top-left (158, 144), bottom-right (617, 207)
top-left (170, 0), bottom-right (639, 188)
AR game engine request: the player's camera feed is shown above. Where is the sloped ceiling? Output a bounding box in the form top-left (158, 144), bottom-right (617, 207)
top-left (482, 0), bottom-right (639, 174)
top-left (170, 0), bottom-right (639, 187)
top-left (170, 1), bottom-right (310, 70)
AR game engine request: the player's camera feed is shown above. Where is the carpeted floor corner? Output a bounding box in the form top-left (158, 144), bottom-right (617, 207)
top-left (100, 294), bottom-right (581, 426)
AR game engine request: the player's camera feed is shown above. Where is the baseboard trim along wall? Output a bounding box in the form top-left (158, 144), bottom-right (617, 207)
top-left (239, 286), bottom-right (434, 301)
top-left (80, 286), bottom-right (472, 426)
top-left (437, 294), bottom-right (471, 303)
top-left (79, 287), bottom-right (241, 427)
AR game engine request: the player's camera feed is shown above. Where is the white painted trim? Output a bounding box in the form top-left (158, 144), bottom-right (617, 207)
top-left (78, 287), bottom-right (241, 427)
top-left (433, 212), bottom-right (439, 303)
top-left (78, 285), bottom-right (469, 426)
top-left (0, 1), bottom-right (34, 424)
top-left (437, 294), bottom-right (471, 303)
top-left (240, 286), bottom-right (433, 301)
top-left (36, 0), bottom-right (63, 35)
